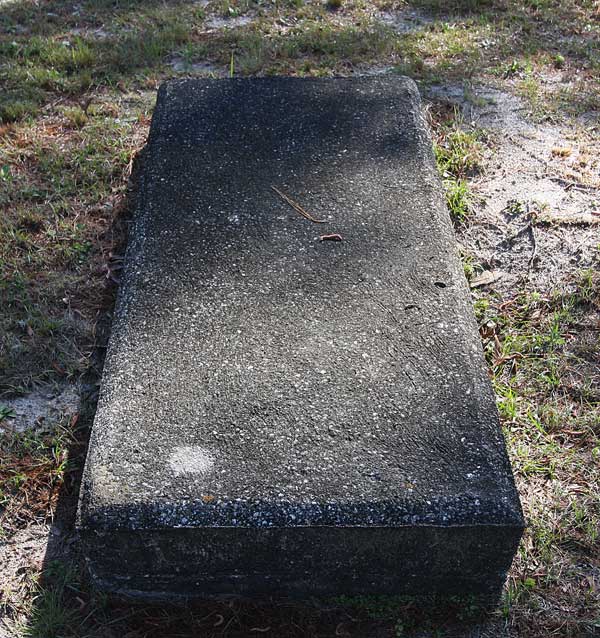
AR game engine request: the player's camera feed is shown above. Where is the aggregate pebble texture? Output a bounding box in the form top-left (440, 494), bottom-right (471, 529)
top-left (77, 77), bottom-right (524, 599)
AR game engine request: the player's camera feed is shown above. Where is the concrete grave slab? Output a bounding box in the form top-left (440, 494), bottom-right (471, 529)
top-left (78, 77), bottom-right (524, 600)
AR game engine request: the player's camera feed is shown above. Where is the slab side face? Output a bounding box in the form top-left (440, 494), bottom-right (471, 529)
top-left (78, 77), bottom-right (523, 599)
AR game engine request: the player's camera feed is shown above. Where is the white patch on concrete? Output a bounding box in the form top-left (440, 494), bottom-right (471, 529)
top-left (169, 445), bottom-right (214, 476)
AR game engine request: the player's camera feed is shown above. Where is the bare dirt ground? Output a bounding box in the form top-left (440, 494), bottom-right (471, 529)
top-left (431, 84), bottom-right (599, 295)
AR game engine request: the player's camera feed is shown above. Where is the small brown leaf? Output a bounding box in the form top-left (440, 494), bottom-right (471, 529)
top-left (52, 362), bottom-right (66, 375)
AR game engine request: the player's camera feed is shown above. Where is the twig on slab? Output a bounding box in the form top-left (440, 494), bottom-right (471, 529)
top-left (270, 185), bottom-right (326, 223)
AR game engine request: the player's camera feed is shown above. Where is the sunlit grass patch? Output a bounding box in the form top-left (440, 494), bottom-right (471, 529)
top-left (195, 20), bottom-right (401, 75)
top-left (9, 561), bottom-right (82, 638)
top-left (431, 105), bottom-right (485, 224)
top-left (0, 420), bottom-right (75, 531)
top-left (473, 269), bottom-right (600, 633)
top-left (0, 15), bottom-right (191, 123)
top-left (0, 109), bottom-right (146, 393)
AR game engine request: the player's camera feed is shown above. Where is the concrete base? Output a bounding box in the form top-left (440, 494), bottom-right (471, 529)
top-left (78, 77), bottom-right (524, 600)
top-left (86, 526), bottom-right (522, 601)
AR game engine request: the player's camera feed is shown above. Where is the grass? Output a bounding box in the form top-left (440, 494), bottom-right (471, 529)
top-left (431, 103), bottom-right (485, 224)
top-left (0, 419), bottom-right (74, 533)
top-left (477, 268), bottom-right (600, 634)
top-left (0, 0), bottom-right (599, 635)
top-left (0, 98), bottom-right (146, 393)
top-left (21, 563), bottom-right (81, 638)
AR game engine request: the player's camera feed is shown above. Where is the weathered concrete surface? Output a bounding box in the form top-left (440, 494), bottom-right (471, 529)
top-left (78, 77), bottom-right (524, 600)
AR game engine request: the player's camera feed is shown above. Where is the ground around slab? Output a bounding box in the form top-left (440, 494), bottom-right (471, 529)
top-left (0, 0), bottom-right (598, 636)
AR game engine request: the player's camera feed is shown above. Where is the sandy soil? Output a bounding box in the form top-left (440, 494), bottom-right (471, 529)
top-left (424, 84), bottom-right (599, 295)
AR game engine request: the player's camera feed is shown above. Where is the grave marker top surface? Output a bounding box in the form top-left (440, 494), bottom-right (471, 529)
top-left (80, 77), bottom-right (523, 534)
